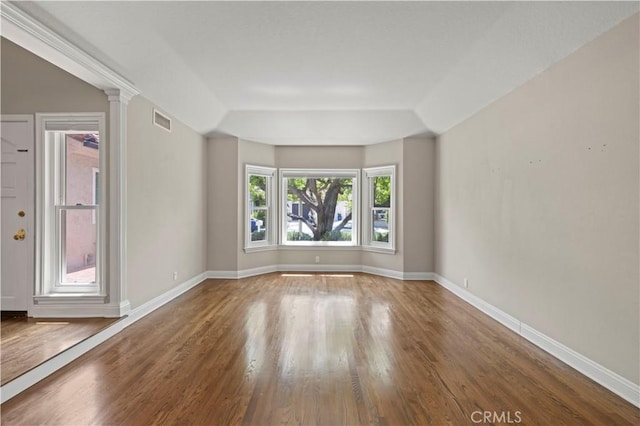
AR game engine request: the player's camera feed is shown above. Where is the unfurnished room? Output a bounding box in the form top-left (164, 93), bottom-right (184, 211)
top-left (0, 1), bottom-right (638, 424)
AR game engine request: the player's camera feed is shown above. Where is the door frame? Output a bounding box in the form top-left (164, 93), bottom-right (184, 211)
top-left (1, 114), bottom-right (35, 314)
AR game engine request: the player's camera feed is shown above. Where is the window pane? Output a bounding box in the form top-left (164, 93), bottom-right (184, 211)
top-left (373, 209), bottom-right (389, 242)
top-left (61, 209), bottom-right (97, 284)
top-left (249, 175), bottom-right (267, 207)
top-left (65, 134), bottom-right (99, 206)
top-left (251, 209), bottom-right (267, 241)
top-left (373, 176), bottom-right (391, 208)
top-left (286, 177), bottom-right (353, 242)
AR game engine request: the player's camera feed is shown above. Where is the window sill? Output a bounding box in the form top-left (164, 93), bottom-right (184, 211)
top-left (279, 244), bottom-right (360, 251)
top-left (34, 294), bottom-right (107, 304)
top-left (244, 245), bottom-right (278, 253)
top-left (362, 245), bottom-right (396, 255)
top-left (243, 245), bottom-right (397, 253)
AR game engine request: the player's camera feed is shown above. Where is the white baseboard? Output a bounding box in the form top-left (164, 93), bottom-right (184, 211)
top-left (207, 265), bottom-right (278, 279)
top-left (209, 265), bottom-right (432, 281)
top-left (0, 271), bottom-right (208, 404)
top-left (0, 315), bottom-right (128, 403)
top-left (127, 272), bottom-right (208, 323)
top-left (433, 273), bottom-right (640, 407)
top-left (278, 264), bottom-right (362, 273)
top-left (402, 271), bottom-right (436, 281)
top-left (520, 323), bottom-right (640, 408)
top-left (30, 300), bottom-right (131, 318)
top-left (434, 274), bottom-right (521, 334)
top-left (361, 265), bottom-right (404, 280)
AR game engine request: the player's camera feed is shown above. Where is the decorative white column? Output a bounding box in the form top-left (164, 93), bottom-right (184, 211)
top-left (105, 88), bottom-right (136, 316)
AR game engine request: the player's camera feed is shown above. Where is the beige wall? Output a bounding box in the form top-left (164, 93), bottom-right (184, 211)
top-left (275, 145), bottom-right (364, 169)
top-left (435, 15), bottom-right (639, 384)
top-left (208, 137), bottom-right (239, 271)
top-left (127, 96), bottom-right (207, 308)
top-left (1, 38), bottom-right (109, 121)
top-left (403, 138), bottom-right (436, 273)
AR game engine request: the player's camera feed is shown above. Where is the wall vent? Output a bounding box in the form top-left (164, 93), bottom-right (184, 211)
top-left (153, 109), bottom-right (172, 132)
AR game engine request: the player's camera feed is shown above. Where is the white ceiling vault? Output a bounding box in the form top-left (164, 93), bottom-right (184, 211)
top-left (11, 1), bottom-right (640, 145)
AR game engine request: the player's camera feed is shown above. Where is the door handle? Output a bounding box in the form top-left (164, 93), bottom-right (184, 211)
top-left (13, 228), bottom-right (26, 241)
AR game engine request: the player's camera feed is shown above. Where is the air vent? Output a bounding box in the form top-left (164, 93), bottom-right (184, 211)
top-left (153, 109), bottom-right (172, 132)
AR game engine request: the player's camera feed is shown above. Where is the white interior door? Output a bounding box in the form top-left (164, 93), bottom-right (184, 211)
top-left (1, 115), bottom-right (35, 311)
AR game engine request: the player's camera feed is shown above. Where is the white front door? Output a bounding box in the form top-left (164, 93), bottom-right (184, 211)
top-left (1, 115), bottom-right (34, 311)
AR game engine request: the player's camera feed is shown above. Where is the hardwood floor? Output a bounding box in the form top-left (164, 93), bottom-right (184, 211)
top-left (1, 273), bottom-right (638, 425)
top-left (1, 316), bottom-right (118, 385)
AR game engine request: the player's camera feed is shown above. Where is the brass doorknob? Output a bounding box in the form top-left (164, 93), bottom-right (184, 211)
top-left (13, 228), bottom-right (25, 241)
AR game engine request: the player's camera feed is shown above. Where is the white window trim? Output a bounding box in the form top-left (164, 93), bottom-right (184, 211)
top-left (245, 164), bottom-right (277, 252)
top-left (92, 167), bottom-right (99, 224)
top-left (362, 165), bottom-right (396, 253)
top-left (36, 113), bottom-right (106, 297)
top-left (279, 168), bottom-right (359, 247)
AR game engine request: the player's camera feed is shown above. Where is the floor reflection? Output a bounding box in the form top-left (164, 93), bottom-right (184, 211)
top-left (244, 301), bottom-right (267, 376)
top-left (366, 302), bottom-right (394, 386)
top-left (278, 294), bottom-right (356, 378)
top-left (0, 317), bottom-right (118, 385)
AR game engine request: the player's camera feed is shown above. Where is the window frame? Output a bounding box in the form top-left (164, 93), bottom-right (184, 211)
top-left (279, 168), bottom-right (359, 247)
top-left (92, 167), bottom-right (99, 224)
top-left (362, 165), bottom-right (396, 253)
top-left (244, 164), bottom-right (277, 252)
top-left (38, 114), bottom-right (106, 295)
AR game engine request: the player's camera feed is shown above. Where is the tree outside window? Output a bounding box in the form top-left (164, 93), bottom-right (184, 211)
top-left (281, 169), bottom-right (359, 245)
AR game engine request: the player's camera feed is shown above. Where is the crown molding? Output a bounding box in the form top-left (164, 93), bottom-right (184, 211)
top-left (0, 1), bottom-right (139, 98)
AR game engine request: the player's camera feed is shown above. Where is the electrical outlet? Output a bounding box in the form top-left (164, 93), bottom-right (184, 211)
top-left (464, 278), bottom-right (469, 288)
top-left (173, 271), bottom-right (178, 281)
top-left (315, 256), bottom-right (320, 264)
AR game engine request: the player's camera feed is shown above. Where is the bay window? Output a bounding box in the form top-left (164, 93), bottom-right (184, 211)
top-left (245, 165), bottom-right (276, 251)
top-left (362, 165), bottom-right (395, 252)
top-left (280, 169), bottom-right (359, 246)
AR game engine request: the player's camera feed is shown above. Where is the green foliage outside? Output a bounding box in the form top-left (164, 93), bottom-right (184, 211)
top-left (287, 231), bottom-right (313, 241)
top-left (321, 231), bottom-right (351, 241)
top-left (251, 230), bottom-right (266, 241)
top-left (252, 210), bottom-right (265, 223)
top-left (249, 174), bottom-right (267, 229)
top-left (287, 177), bottom-right (353, 241)
top-left (373, 176), bottom-right (391, 207)
top-left (249, 175), bottom-right (267, 206)
top-left (374, 232), bottom-right (389, 242)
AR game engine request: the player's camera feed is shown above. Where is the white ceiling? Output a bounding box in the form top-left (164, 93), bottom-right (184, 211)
top-left (14, 1), bottom-right (640, 145)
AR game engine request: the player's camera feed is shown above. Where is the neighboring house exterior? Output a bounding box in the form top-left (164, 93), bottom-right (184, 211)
top-left (64, 134), bottom-right (98, 278)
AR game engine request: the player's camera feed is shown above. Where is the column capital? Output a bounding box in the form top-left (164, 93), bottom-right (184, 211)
top-left (104, 88), bottom-right (136, 104)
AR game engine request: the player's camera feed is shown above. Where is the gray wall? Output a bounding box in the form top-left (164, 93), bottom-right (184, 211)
top-left (435, 14), bottom-right (639, 384)
top-left (127, 96), bottom-right (207, 308)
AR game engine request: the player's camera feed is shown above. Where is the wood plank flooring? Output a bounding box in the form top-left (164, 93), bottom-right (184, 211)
top-left (1, 273), bottom-right (638, 425)
top-left (1, 316), bottom-right (118, 385)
